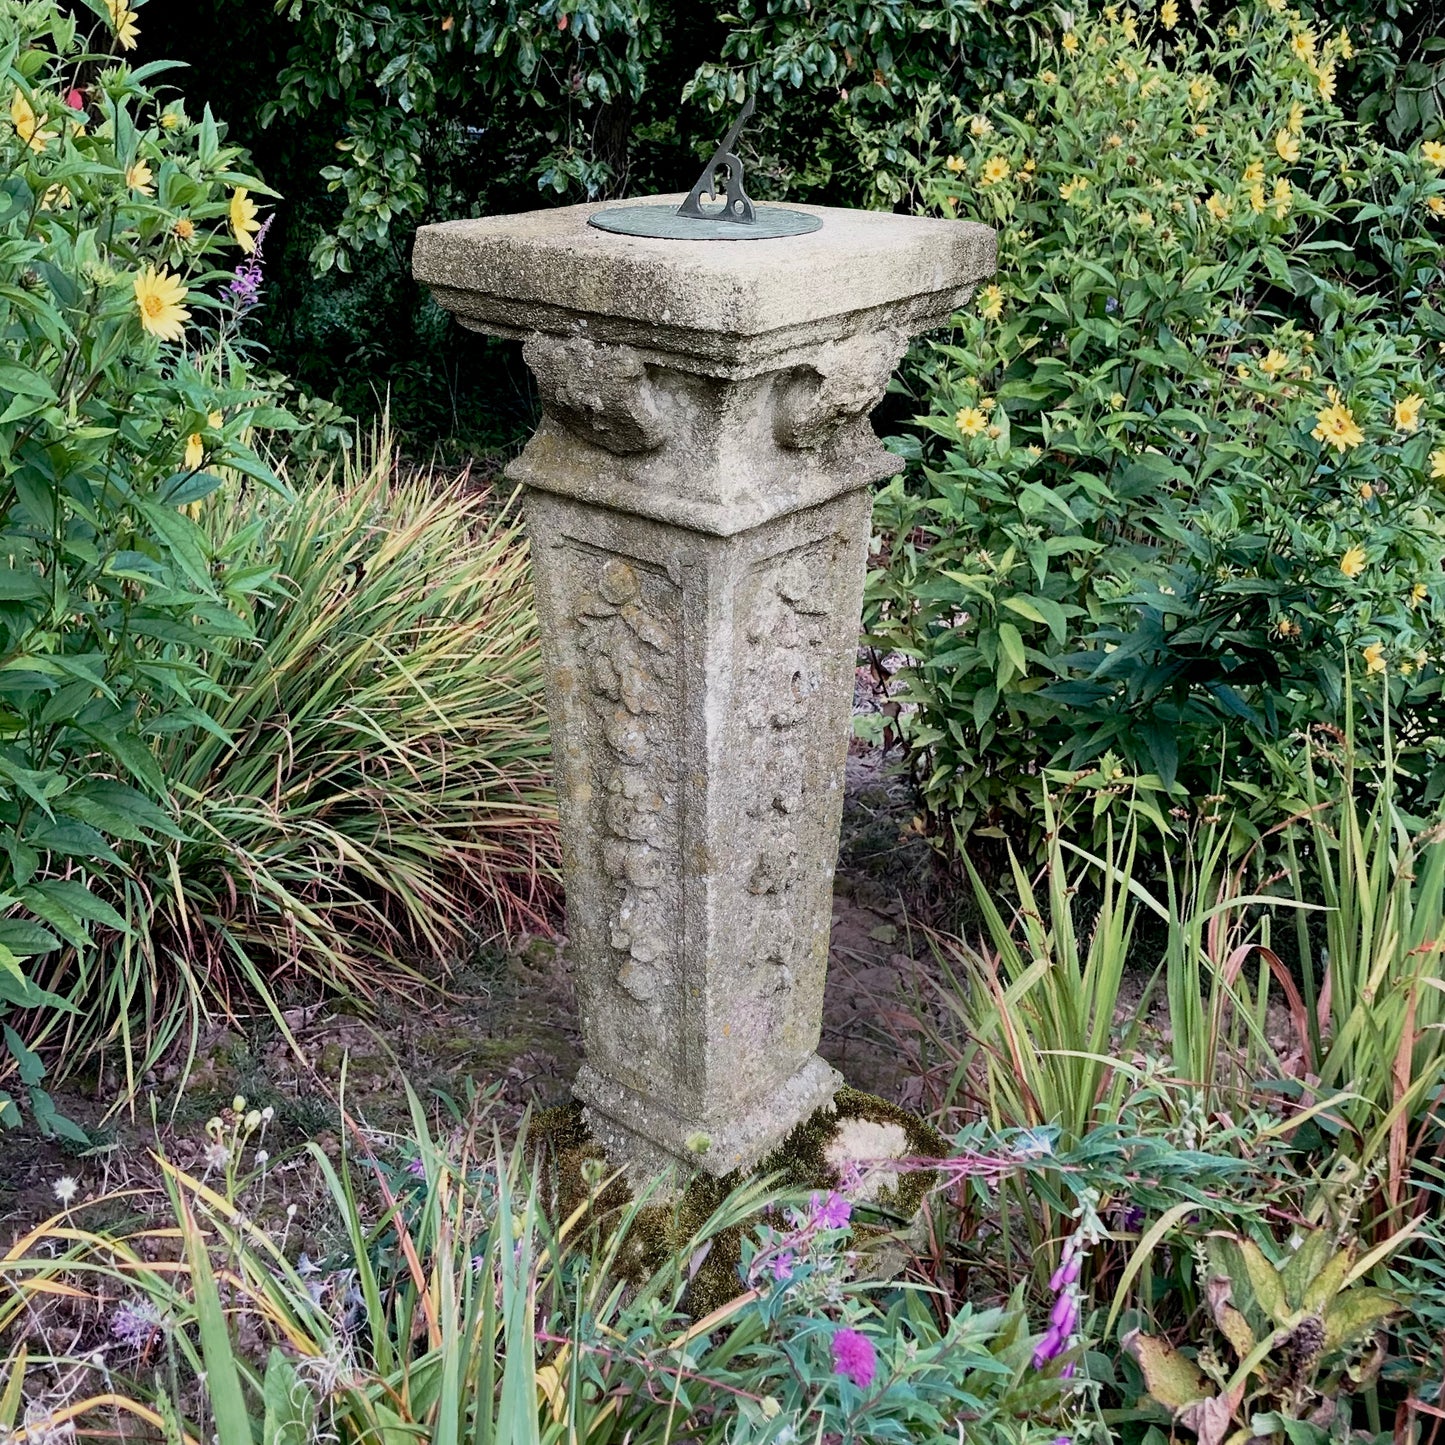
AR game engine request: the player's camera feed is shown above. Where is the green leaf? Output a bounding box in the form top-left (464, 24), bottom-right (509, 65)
top-left (178, 1193), bottom-right (256, 1445)
top-left (261, 1349), bottom-right (312, 1445)
top-left (1322, 1288), bottom-right (1397, 1352)
top-left (997, 621), bottom-right (1028, 678)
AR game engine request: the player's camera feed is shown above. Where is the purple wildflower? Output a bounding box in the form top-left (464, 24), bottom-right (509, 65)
top-left (1034, 1231), bottom-right (1087, 1372)
top-left (811, 1190), bottom-right (852, 1231)
top-left (1049, 1253), bottom-right (1082, 1292)
top-left (111, 1299), bottom-right (164, 1350)
top-left (405, 1157), bottom-right (426, 1177)
top-left (1033, 1323), bottom-right (1068, 1369)
top-left (224, 215), bottom-right (273, 311)
top-left (771, 1250), bottom-right (795, 1283)
top-left (831, 1327), bottom-right (877, 1389)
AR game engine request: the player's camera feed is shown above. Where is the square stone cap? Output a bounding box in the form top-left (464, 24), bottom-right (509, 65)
top-left (413, 194), bottom-right (995, 348)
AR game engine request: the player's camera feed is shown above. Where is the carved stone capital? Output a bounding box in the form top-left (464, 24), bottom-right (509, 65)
top-left (772, 328), bottom-right (909, 450)
top-left (522, 335), bottom-right (667, 456)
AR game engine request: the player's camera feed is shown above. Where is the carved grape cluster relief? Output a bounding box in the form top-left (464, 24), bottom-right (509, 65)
top-left (738, 547), bottom-right (836, 995)
top-left (575, 554), bottom-right (678, 1005)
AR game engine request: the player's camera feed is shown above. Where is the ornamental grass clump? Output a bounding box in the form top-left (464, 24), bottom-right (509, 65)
top-left (0, 1083), bottom-right (1073, 1445)
top-left (25, 435), bottom-right (559, 1094)
top-left (869, 0), bottom-right (1445, 854)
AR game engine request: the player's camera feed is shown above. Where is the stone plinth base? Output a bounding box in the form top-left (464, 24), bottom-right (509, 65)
top-left (575, 1053), bottom-right (842, 1184)
top-left (532, 1087), bottom-right (947, 1316)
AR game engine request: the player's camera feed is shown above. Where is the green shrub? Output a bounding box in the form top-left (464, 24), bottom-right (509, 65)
top-left (868, 0), bottom-right (1445, 855)
top-left (0, 0), bottom-right (284, 1129)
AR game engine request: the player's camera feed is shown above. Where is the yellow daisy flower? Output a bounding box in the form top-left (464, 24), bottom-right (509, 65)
top-left (173, 216), bottom-right (196, 240)
top-left (980, 155), bottom-right (1011, 187)
top-left (1288, 102), bottom-right (1305, 133)
top-left (1338, 27), bottom-right (1354, 60)
top-left (1276, 130), bottom-right (1301, 163)
top-left (1316, 62), bottom-right (1336, 102)
top-left (1060, 176), bottom-right (1090, 201)
top-left (1040, 70), bottom-right (1058, 85)
top-left (1427, 195), bottom-right (1445, 216)
top-left (969, 115), bottom-right (994, 138)
top-left (1411, 582), bottom-right (1429, 606)
top-left (1290, 29), bottom-right (1316, 63)
top-left (1260, 349), bottom-right (1290, 377)
top-left (1313, 401), bottom-right (1364, 452)
top-left (126, 159), bottom-right (154, 195)
top-left (1243, 160), bottom-right (1265, 184)
top-left (1205, 190), bottom-right (1232, 221)
top-left (1250, 182), bottom-right (1267, 214)
top-left (1395, 394), bottom-right (1426, 432)
top-left (1062, 31), bottom-right (1080, 53)
top-left (1430, 447), bottom-right (1445, 478)
top-left (1339, 544), bottom-right (1368, 579)
top-left (955, 406), bottom-right (989, 437)
top-left (945, 155), bottom-right (965, 173)
top-left (978, 284), bottom-right (1004, 320)
top-left (106, 0), bottom-right (140, 50)
top-left (1362, 641), bottom-right (1387, 674)
top-left (10, 89), bottom-right (55, 152)
top-left (1273, 178), bottom-right (1292, 218)
top-left (230, 186), bottom-right (261, 254)
top-left (1160, 0), bottom-right (1178, 28)
top-left (133, 265), bottom-right (190, 342)
top-left (1121, 11), bottom-right (1138, 41)
top-left (184, 432), bottom-right (204, 471)
top-left (1422, 140), bottom-right (1445, 170)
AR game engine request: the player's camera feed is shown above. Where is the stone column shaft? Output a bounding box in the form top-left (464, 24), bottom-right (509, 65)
top-left (415, 197), bottom-right (994, 1176)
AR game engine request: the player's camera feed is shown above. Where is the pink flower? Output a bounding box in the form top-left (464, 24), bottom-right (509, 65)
top-left (811, 1190), bottom-right (852, 1230)
top-left (831, 1327), bottom-right (876, 1389)
top-left (64, 88), bottom-right (84, 112)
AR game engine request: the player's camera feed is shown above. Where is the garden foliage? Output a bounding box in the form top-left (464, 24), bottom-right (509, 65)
top-left (868, 0), bottom-right (1445, 852)
top-left (0, 3), bottom-right (558, 1126)
top-left (0, 0), bottom-right (284, 1128)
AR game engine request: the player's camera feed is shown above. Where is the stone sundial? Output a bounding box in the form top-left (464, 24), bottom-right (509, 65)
top-left (414, 105), bottom-right (995, 1180)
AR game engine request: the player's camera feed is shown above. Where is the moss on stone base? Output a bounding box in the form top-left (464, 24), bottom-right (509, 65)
top-left (530, 1088), bottom-right (947, 1316)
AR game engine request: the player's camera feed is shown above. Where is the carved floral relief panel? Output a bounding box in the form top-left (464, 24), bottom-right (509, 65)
top-left (713, 513), bottom-right (864, 1102)
top-left (552, 540), bottom-right (685, 1093)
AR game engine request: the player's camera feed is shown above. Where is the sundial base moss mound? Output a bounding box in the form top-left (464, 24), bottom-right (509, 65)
top-left (530, 1087), bottom-right (947, 1316)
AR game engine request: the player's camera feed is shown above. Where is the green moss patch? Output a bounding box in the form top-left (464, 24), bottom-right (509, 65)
top-left (529, 1088), bottom-right (948, 1315)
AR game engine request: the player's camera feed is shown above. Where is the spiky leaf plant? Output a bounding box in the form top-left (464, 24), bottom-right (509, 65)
top-left (24, 436), bottom-right (558, 1093)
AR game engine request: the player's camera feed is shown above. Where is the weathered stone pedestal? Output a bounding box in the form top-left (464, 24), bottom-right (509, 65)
top-left (415, 196), bottom-right (994, 1180)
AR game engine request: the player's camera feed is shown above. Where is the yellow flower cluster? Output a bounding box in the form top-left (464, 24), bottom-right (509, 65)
top-left (10, 90), bottom-right (56, 152)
